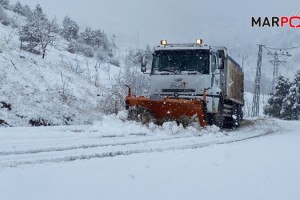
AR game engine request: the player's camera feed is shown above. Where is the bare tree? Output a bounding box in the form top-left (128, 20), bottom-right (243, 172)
top-left (19, 4), bottom-right (58, 59)
top-left (1, 30), bottom-right (16, 44)
top-left (59, 72), bottom-right (74, 105)
top-left (40, 18), bottom-right (58, 59)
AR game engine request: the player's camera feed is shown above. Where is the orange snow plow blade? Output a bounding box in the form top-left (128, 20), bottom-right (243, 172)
top-left (125, 88), bottom-right (208, 127)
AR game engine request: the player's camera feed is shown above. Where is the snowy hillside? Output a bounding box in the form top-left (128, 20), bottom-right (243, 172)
top-left (0, 8), bottom-right (123, 127)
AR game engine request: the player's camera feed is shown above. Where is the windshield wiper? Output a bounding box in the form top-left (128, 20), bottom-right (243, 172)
top-left (158, 69), bottom-right (175, 73)
top-left (181, 69), bottom-right (198, 72)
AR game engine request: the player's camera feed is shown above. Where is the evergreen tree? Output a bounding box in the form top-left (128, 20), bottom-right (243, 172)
top-left (12, 1), bottom-right (22, 14)
top-left (91, 29), bottom-right (105, 48)
top-left (70, 25), bottom-right (117, 62)
top-left (0, 0), bottom-right (9, 9)
top-left (281, 71), bottom-right (300, 120)
top-left (61, 16), bottom-right (79, 41)
top-left (79, 27), bottom-right (93, 45)
top-left (22, 4), bottom-right (32, 17)
top-left (263, 75), bottom-right (291, 118)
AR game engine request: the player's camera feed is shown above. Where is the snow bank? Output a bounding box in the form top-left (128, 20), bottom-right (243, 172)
top-left (87, 111), bottom-right (223, 137)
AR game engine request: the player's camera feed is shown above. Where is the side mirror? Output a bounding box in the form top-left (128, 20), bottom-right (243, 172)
top-left (141, 56), bottom-right (147, 73)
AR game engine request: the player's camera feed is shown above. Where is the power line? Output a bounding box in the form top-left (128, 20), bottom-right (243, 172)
top-left (265, 45), bottom-right (300, 50)
top-left (281, 62), bottom-right (297, 76)
top-left (264, 46), bottom-right (292, 93)
top-left (239, 54), bottom-right (248, 68)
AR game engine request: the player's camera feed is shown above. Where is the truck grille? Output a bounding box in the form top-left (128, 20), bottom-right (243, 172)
top-left (161, 89), bottom-right (196, 93)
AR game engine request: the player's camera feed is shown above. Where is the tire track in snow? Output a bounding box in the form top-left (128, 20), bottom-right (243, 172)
top-left (0, 135), bottom-right (193, 156)
top-left (2, 119), bottom-right (280, 168)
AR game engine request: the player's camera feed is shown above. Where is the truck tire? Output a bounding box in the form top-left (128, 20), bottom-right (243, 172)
top-left (231, 103), bottom-right (241, 128)
top-left (213, 103), bottom-right (224, 128)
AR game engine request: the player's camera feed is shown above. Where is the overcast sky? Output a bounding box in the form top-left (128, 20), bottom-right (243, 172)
top-left (11, 0), bottom-right (300, 47)
top-left (10, 0), bottom-right (300, 84)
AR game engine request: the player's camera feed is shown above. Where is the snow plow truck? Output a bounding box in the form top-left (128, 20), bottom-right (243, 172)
top-left (125, 39), bottom-right (244, 128)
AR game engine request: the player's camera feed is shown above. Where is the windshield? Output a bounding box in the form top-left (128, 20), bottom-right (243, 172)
top-left (152, 50), bottom-right (209, 74)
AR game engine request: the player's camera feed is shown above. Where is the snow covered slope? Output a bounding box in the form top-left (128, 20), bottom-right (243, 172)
top-left (0, 10), bottom-right (121, 127)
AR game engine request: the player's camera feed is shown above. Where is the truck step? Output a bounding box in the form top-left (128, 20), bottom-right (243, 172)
top-left (223, 108), bottom-right (232, 113)
top-left (223, 104), bottom-right (233, 109)
top-left (222, 113), bottom-right (232, 117)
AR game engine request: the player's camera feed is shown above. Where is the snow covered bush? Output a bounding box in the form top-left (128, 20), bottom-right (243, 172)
top-left (124, 45), bottom-right (152, 67)
top-left (74, 42), bottom-right (94, 57)
top-left (99, 67), bottom-right (149, 115)
top-left (0, 5), bottom-right (11, 26)
top-left (98, 47), bottom-right (152, 114)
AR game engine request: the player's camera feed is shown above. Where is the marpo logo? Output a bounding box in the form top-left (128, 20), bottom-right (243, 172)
top-left (252, 16), bottom-right (300, 28)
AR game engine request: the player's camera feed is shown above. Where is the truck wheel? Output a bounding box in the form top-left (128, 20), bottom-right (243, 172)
top-left (213, 103), bottom-right (224, 128)
top-left (240, 106), bottom-right (244, 120)
top-left (232, 104), bottom-right (241, 128)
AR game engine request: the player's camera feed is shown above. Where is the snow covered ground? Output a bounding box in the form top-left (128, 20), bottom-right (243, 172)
top-left (0, 116), bottom-right (299, 200)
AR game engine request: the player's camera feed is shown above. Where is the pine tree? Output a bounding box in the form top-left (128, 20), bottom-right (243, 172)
top-left (91, 29), bottom-right (105, 48)
top-left (0, 0), bottom-right (9, 9)
top-left (263, 75), bottom-right (291, 118)
top-left (22, 4), bottom-right (32, 17)
top-left (79, 27), bottom-right (93, 45)
top-left (281, 71), bottom-right (300, 120)
top-left (12, 1), bottom-right (22, 14)
top-left (62, 16), bottom-right (79, 41)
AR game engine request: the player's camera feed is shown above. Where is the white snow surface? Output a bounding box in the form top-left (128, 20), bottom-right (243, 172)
top-left (0, 115), bottom-right (299, 200)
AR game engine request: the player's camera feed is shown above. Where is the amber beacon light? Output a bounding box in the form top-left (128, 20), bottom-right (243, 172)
top-left (160, 40), bottom-right (168, 45)
top-left (196, 39), bottom-right (203, 45)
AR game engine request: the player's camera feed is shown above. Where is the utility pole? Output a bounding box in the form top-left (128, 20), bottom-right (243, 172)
top-left (252, 45), bottom-right (263, 117)
top-left (239, 54), bottom-right (248, 68)
top-left (267, 50), bottom-right (291, 93)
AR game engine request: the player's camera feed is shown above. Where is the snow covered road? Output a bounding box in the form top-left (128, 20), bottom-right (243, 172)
top-left (0, 116), bottom-right (299, 200)
top-left (0, 116), bottom-right (278, 168)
